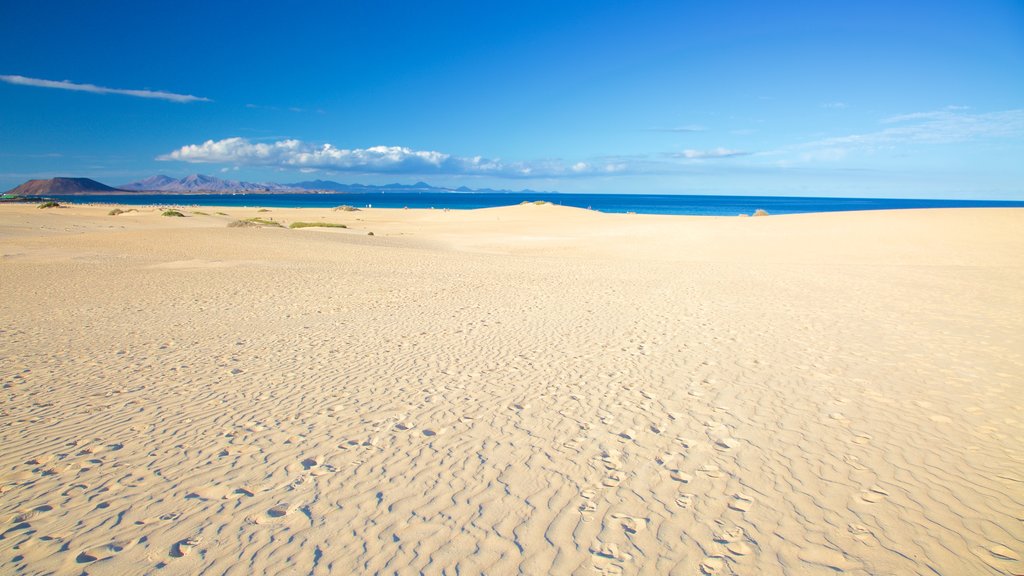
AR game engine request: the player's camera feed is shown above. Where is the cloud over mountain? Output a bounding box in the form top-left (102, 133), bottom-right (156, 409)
top-left (158, 138), bottom-right (631, 178)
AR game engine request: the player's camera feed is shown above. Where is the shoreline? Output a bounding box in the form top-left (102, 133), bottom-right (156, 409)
top-left (8, 195), bottom-right (1024, 218)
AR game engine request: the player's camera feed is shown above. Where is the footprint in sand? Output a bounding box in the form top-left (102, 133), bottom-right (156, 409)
top-left (715, 527), bottom-right (744, 543)
top-left (26, 454), bottom-right (54, 466)
top-left (848, 523), bottom-right (873, 543)
top-left (611, 513), bottom-right (647, 535)
top-left (601, 451), bottom-right (622, 471)
top-left (267, 502), bottom-right (292, 518)
top-left (590, 542), bottom-right (632, 562)
top-left (77, 541), bottom-right (132, 563)
top-left (395, 421), bottom-right (416, 431)
top-left (618, 429), bottom-right (637, 441)
top-left (851, 433), bottom-right (872, 445)
top-left (675, 493), bottom-right (694, 509)
top-left (170, 535), bottom-right (202, 558)
top-left (859, 485), bottom-right (889, 503)
top-left (843, 454), bottom-right (867, 471)
top-left (579, 499), bottom-right (597, 521)
top-left (700, 556), bottom-right (725, 574)
top-left (728, 493), bottom-right (754, 512)
top-left (602, 472), bottom-right (622, 488)
top-left (716, 527), bottom-right (752, 556)
top-left (828, 412), bottom-right (849, 424)
top-left (699, 463), bottom-right (723, 478)
top-left (714, 437), bottom-right (739, 451)
top-left (12, 504), bottom-right (54, 523)
top-left (727, 541), bottom-right (753, 556)
top-left (235, 485), bottom-right (259, 497)
top-left (670, 470), bottom-right (692, 483)
top-left (301, 455), bottom-right (323, 470)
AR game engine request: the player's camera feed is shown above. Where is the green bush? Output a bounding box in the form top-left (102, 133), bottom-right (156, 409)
top-left (162, 210), bottom-right (185, 217)
top-left (38, 201), bottom-right (60, 209)
top-left (289, 221), bottom-right (348, 229)
top-left (228, 217), bottom-right (283, 228)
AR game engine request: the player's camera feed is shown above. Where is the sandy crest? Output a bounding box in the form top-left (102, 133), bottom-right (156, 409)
top-left (0, 203), bottom-right (1022, 575)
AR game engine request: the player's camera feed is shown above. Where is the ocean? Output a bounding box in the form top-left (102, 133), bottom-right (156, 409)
top-left (47, 192), bottom-right (1024, 216)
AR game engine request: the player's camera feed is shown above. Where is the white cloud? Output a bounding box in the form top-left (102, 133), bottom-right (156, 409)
top-left (0, 74), bottom-right (210, 103)
top-left (159, 137), bottom-right (631, 178)
top-left (820, 101), bottom-right (847, 109)
top-left (821, 108), bottom-right (1024, 147)
top-left (768, 108), bottom-right (1024, 164)
top-left (672, 148), bottom-right (751, 159)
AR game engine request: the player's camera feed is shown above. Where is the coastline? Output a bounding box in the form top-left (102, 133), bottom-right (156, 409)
top-left (1, 203), bottom-right (1022, 574)
top-left (25, 191), bottom-right (1024, 217)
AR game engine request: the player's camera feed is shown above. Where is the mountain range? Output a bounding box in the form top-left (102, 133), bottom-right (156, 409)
top-left (5, 174), bottom-right (549, 195)
top-left (118, 174), bottom-right (301, 193)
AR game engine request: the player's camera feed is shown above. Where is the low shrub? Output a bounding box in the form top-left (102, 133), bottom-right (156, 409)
top-left (228, 217), bottom-right (283, 228)
top-left (38, 201), bottom-right (60, 209)
top-left (289, 222), bottom-right (348, 229)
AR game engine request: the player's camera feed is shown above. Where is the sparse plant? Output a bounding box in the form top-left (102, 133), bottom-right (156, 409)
top-left (228, 217), bottom-right (283, 228)
top-left (257, 208), bottom-right (270, 212)
top-left (37, 201), bottom-right (60, 209)
top-left (216, 212), bottom-right (228, 216)
top-left (333, 205), bottom-right (360, 212)
top-left (289, 222), bottom-right (348, 229)
top-left (192, 211), bottom-right (209, 216)
top-left (367, 231), bottom-right (374, 236)
top-left (161, 210), bottom-right (185, 217)
top-left (752, 209), bottom-right (769, 217)
top-left (108, 208), bottom-right (124, 216)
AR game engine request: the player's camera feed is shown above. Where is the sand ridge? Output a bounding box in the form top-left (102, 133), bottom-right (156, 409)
top-left (1, 203), bottom-right (1022, 575)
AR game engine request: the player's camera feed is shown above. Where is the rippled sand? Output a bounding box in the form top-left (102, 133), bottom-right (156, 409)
top-left (1, 203), bottom-right (1022, 575)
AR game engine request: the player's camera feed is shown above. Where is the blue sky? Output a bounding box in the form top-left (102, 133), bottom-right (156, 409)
top-left (1, 0), bottom-right (1022, 198)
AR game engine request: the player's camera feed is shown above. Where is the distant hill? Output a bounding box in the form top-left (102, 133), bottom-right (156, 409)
top-left (288, 179), bottom-right (545, 195)
top-left (119, 174), bottom-right (300, 193)
top-left (5, 177), bottom-right (123, 195)
top-left (10, 173), bottom-right (555, 195)
top-left (288, 179), bottom-right (444, 193)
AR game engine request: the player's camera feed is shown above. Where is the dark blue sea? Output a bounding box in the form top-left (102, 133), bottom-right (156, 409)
top-left (49, 192), bottom-right (1024, 216)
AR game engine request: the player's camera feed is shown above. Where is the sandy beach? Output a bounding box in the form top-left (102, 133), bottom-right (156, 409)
top-left (1, 203), bottom-right (1022, 575)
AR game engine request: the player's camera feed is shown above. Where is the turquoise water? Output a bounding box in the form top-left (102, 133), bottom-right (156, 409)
top-left (48, 192), bottom-right (1024, 216)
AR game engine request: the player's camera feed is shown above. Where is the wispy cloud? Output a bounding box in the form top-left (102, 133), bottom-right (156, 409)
top-left (158, 137), bottom-right (630, 178)
top-left (246, 103), bottom-right (324, 114)
top-left (785, 108), bottom-right (1024, 163)
top-left (0, 75), bottom-right (210, 103)
top-left (820, 101), bottom-right (847, 109)
top-left (819, 108), bottom-right (1023, 147)
top-left (670, 148), bottom-right (751, 159)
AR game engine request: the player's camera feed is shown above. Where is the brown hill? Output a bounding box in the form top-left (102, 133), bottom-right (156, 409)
top-left (5, 177), bottom-right (123, 195)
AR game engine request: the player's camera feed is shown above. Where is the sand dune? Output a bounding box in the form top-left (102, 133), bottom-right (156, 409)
top-left (1, 203), bottom-right (1022, 575)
